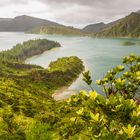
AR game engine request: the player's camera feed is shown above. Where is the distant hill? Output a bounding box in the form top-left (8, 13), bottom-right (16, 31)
top-left (82, 19), bottom-right (121, 33)
top-left (0, 18), bottom-right (12, 21)
top-left (0, 15), bottom-right (62, 32)
top-left (29, 25), bottom-right (86, 36)
top-left (0, 15), bottom-right (85, 36)
top-left (136, 10), bottom-right (140, 13)
top-left (94, 12), bottom-right (140, 38)
top-left (82, 22), bottom-right (106, 33)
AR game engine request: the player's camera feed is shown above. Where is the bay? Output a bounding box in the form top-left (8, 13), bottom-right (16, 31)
top-left (0, 32), bottom-right (140, 99)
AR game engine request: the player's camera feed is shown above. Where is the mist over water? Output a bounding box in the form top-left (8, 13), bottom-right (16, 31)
top-left (0, 32), bottom-right (140, 99)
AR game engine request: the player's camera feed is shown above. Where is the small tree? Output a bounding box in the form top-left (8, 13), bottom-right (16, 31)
top-left (83, 54), bottom-right (140, 99)
top-left (57, 54), bottom-right (140, 139)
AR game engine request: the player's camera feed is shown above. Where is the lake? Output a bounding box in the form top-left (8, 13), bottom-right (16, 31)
top-left (0, 32), bottom-right (140, 99)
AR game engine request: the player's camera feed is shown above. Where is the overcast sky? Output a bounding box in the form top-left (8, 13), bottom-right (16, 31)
top-left (0, 0), bottom-right (139, 28)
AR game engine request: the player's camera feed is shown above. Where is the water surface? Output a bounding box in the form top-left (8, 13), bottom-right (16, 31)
top-left (0, 32), bottom-right (140, 99)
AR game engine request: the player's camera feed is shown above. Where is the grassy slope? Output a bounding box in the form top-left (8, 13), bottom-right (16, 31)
top-left (0, 39), bottom-right (84, 139)
top-left (29, 26), bottom-right (86, 36)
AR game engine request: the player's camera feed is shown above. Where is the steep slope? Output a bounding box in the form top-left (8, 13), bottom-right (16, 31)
top-left (0, 39), bottom-right (84, 136)
top-left (0, 15), bottom-right (62, 32)
top-left (95, 12), bottom-right (140, 38)
top-left (136, 10), bottom-right (140, 13)
top-left (30, 25), bottom-right (86, 36)
top-left (0, 55), bottom-right (84, 139)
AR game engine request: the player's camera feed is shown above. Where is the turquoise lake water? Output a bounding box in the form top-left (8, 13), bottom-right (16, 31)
top-left (0, 32), bottom-right (140, 99)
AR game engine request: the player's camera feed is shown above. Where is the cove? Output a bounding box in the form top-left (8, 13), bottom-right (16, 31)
top-left (0, 32), bottom-right (140, 100)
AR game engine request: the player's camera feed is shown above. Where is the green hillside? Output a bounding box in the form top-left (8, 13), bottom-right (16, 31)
top-left (0, 39), bottom-right (139, 140)
top-left (95, 12), bottom-right (140, 38)
top-left (29, 25), bottom-right (86, 36)
top-left (0, 52), bottom-right (139, 139)
top-left (0, 39), bottom-right (61, 62)
top-left (0, 15), bottom-right (62, 32)
top-left (0, 39), bottom-right (84, 139)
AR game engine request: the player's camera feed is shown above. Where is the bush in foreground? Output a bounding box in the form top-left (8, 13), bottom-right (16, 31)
top-left (55, 54), bottom-right (140, 139)
top-left (0, 53), bottom-right (139, 140)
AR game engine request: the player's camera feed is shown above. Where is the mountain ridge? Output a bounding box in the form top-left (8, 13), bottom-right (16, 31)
top-left (29, 25), bottom-right (86, 36)
top-left (82, 19), bottom-right (121, 33)
top-left (94, 12), bottom-right (140, 38)
top-left (82, 22), bottom-right (106, 33)
top-left (0, 11), bottom-right (140, 38)
top-left (0, 15), bottom-right (63, 32)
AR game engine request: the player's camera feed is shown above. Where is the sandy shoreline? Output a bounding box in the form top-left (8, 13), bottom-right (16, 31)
top-left (52, 61), bottom-right (87, 101)
top-left (52, 87), bottom-right (76, 101)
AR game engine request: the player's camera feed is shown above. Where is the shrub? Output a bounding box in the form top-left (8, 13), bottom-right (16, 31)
top-left (26, 122), bottom-right (53, 140)
top-left (122, 41), bottom-right (136, 46)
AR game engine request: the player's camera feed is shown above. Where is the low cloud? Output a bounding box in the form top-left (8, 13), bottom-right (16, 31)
top-left (0, 0), bottom-right (139, 27)
top-left (0, 0), bottom-right (28, 6)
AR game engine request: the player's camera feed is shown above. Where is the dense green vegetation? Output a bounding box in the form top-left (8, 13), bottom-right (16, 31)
top-left (51, 54), bottom-right (140, 140)
top-left (29, 26), bottom-right (86, 36)
top-left (0, 39), bottom-right (84, 139)
top-left (0, 47), bottom-right (139, 139)
top-left (95, 12), bottom-right (140, 38)
top-left (0, 38), bottom-right (139, 139)
top-left (0, 39), bottom-right (61, 62)
top-left (122, 41), bottom-right (136, 46)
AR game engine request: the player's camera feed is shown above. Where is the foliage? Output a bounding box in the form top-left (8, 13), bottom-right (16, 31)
top-left (29, 26), bottom-right (86, 36)
top-left (26, 122), bottom-right (53, 140)
top-left (82, 71), bottom-right (93, 90)
top-left (0, 39), bottom-right (84, 140)
top-left (57, 92), bottom-right (140, 140)
top-left (94, 54), bottom-right (140, 99)
top-left (0, 39), bottom-right (61, 61)
top-left (55, 54), bottom-right (140, 139)
top-left (95, 12), bottom-right (140, 38)
top-left (122, 41), bottom-right (136, 46)
top-left (0, 38), bottom-right (139, 140)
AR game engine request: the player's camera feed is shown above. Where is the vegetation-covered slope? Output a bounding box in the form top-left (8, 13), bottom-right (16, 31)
top-left (0, 39), bottom-right (84, 139)
top-left (53, 54), bottom-right (140, 140)
top-left (0, 57), bottom-right (84, 138)
top-left (0, 38), bottom-right (139, 140)
top-left (1, 54), bottom-right (139, 140)
top-left (0, 39), bottom-right (61, 61)
top-left (0, 15), bottom-right (63, 32)
top-left (95, 12), bottom-right (140, 38)
top-left (29, 26), bottom-right (86, 36)
top-left (82, 22), bottom-right (106, 33)
top-left (82, 19), bottom-right (121, 33)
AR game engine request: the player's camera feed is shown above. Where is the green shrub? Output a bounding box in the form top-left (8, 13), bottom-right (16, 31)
top-left (57, 92), bottom-right (140, 139)
top-left (55, 54), bottom-right (140, 139)
top-left (26, 122), bottom-right (53, 140)
top-left (122, 41), bottom-right (136, 46)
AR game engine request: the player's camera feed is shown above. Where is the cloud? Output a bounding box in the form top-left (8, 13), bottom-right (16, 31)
top-left (0, 0), bottom-right (139, 27)
top-left (0, 0), bottom-right (28, 7)
top-left (36, 0), bottom-right (140, 26)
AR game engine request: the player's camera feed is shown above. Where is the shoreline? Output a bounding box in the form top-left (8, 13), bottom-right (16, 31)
top-left (25, 47), bottom-right (61, 65)
top-left (52, 87), bottom-right (75, 101)
top-left (26, 49), bottom-right (86, 101)
top-left (52, 72), bottom-right (85, 101)
top-left (26, 53), bottom-right (85, 100)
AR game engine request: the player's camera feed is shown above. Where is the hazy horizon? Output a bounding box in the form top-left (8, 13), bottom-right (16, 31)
top-left (0, 0), bottom-right (139, 28)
